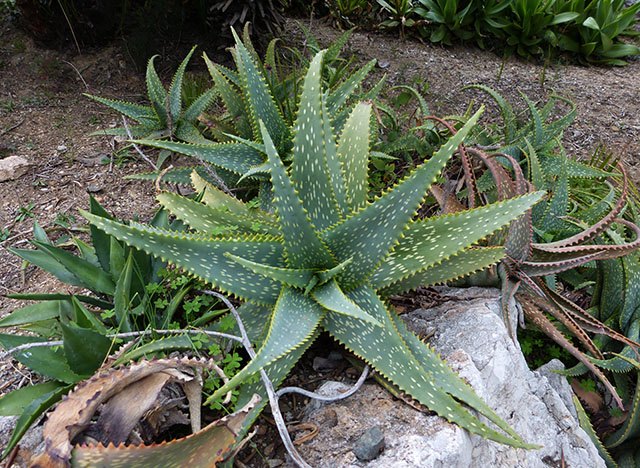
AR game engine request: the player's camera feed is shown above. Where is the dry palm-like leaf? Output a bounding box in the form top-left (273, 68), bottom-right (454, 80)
top-left (29, 357), bottom-right (256, 468)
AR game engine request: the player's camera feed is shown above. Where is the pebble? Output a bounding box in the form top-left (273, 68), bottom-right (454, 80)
top-left (267, 459), bottom-right (283, 467)
top-left (353, 426), bottom-right (385, 461)
top-left (57, 145), bottom-right (68, 152)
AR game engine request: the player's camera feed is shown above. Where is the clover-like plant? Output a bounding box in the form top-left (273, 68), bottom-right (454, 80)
top-left (83, 49), bottom-right (544, 447)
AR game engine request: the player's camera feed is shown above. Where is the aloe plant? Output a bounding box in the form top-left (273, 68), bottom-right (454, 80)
top-left (86, 46), bottom-right (215, 144)
top-left (82, 47), bottom-right (545, 448)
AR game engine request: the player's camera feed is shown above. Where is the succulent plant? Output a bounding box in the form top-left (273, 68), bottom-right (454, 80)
top-left (86, 46), bottom-right (215, 144)
top-left (82, 48), bottom-right (544, 448)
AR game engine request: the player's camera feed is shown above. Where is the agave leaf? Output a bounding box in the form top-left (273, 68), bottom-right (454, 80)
top-left (260, 120), bottom-right (334, 269)
top-left (8, 247), bottom-right (89, 290)
top-left (337, 102), bottom-right (372, 212)
top-left (157, 191), bottom-right (278, 236)
top-left (290, 51), bottom-right (341, 230)
top-left (371, 192), bottom-right (543, 290)
top-left (61, 323), bottom-right (111, 377)
top-left (325, 284), bottom-right (533, 448)
top-left (81, 212), bottom-right (285, 304)
top-left (0, 381), bottom-right (65, 417)
top-left (324, 107), bottom-right (484, 289)
top-left (573, 396), bottom-right (619, 468)
top-left (311, 279), bottom-right (382, 326)
top-left (0, 300), bottom-right (69, 328)
top-left (113, 250), bottom-right (135, 333)
top-left (205, 287), bottom-right (325, 404)
top-left (130, 140), bottom-right (264, 176)
top-left (380, 247), bottom-right (506, 296)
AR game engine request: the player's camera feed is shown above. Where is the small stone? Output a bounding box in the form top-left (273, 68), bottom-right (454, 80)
top-left (87, 184), bottom-right (103, 193)
top-left (266, 459), bottom-right (283, 467)
top-left (0, 155), bottom-right (31, 182)
top-left (353, 426), bottom-right (385, 461)
top-left (57, 145), bottom-right (68, 152)
top-left (378, 61), bottom-right (390, 69)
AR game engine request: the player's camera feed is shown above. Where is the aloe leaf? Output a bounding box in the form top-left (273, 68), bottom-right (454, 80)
top-left (191, 171), bottom-right (276, 225)
top-left (157, 191), bottom-right (278, 236)
top-left (166, 45), bottom-right (196, 121)
top-left (324, 284), bottom-right (531, 448)
top-left (7, 293), bottom-right (111, 310)
top-left (174, 122), bottom-right (209, 144)
top-left (31, 241), bottom-right (115, 295)
top-left (324, 108), bottom-right (484, 289)
top-left (260, 121), bottom-right (334, 269)
top-left (71, 296), bottom-right (108, 334)
top-left (71, 394), bottom-right (260, 468)
top-left (83, 94), bottom-right (158, 127)
top-left (540, 153), bottom-right (614, 178)
top-left (291, 51), bottom-right (341, 230)
top-left (573, 396), bottom-right (619, 468)
top-left (327, 59), bottom-right (376, 114)
top-left (0, 381), bottom-right (65, 416)
top-left (0, 334), bottom-right (82, 383)
top-left (130, 140), bottom-right (264, 176)
top-left (113, 251), bottom-right (135, 333)
top-left (520, 93), bottom-right (544, 147)
top-left (205, 287), bottom-right (325, 404)
top-left (462, 85), bottom-right (516, 142)
top-left (337, 102), bottom-right (372, 212)
top-left (182, 86), bottom-right (216, 127)
top-left (388, 308), bottom-right (524, 442)
top-left (380, 247), bottom-right (505, 295)
top-left (113, 335), bottom-right (196, 366)
top-left (82, 211), bottom-right (285, 304)
top-left (606, 373), bottom-right (640, 448)
top-left (0, 300), bottom-right (69, 327)
top-left (311, 279), bottom-right (382, 326)
top-left (233, 29), bottom-right (290, 152)
top-left (1, 385), bottom-right (70, 459)
top-left (8, 247), bottom-right (87, 289)
top-left (538, 156), bottom-right (568, 232)
top-left (225, 253), bottom-right (315, 289)
top-left (371, 192), bottom-right (543, 289)
top-left (61, 323), bottom-right (111, 377)
top-left (146, 55), bottom-right (168, 125)
top-left (205, 55), bottom-right (245, 117)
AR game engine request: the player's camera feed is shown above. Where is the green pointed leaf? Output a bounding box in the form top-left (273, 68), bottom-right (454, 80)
top-left (324, 284), bottom-right (531, 448)
top-left (327, 59), bottom-right (376, 114)
top-left (204, 53), bottom-right (246, 119)
top-left (0, 334), bottom-right (82, 383)
top-left (71, 296), bottom-right (108, 334)
top-left (311, 279), bottom-right (382, 326)
top-left (324, 108), bottom-right (484, 289)
top-left (61, 323), bottom-right (111, 377)
top-left (225, 253), bottom-right (315, 289)
top-left (31, 241), bottom-right (115, 295)
top-left (8, 247), bottom-right (88, 289)
top-left (291, 51), bottom-right (341, 230)
top-left (389, 308), bottom-right (524, 442)
top-left (167, 45), bottom-right (196, 120)
top-left (521, 93), bottom-right (544, 147)
top-left (1, 385), bottom-right (70, 459)
top-left (0, 300), bottom-right (70, 328)
top-left (83, 94), bottom-right (158, 127)
top-left (146, 54), bottom-right (168, 125)
top-left (113, 250), bottom-right (135, 333)
top-left (372, 192), bottom-right (543, 289)
top-left (182, 87), bottom-right (216, 126)
top-left (191, 171), bottom-right (276, 225)
top-left (539, 156), bottom-right (568, 232)
top-left (157, 191), bottom-right (279, 236)
top-left (233, 30), bottom-right (290, 151)
top-left (133, 140), bottom-right (264, 176)
top-left (113, 334), bottom-right (196, 367)
top-left (7, 293), bottom-right (112, 310)
top-left (462, 85), bottom-right (516, 142)
top-left (205, 287), bottom-right (324, 404)
top-left (606, 373), bottom-right (640, 448)
top-left (381, 247), bottom-right (506, 295)
top-left (337, 102), bottom-right (371, 212)
top-left (260, 121), bottom-right (334, 269)
top-left (82, 211), bottom-right (285, 304)
top-left (316, 257), bottom-right (353, 284)
top-left (0, 381), bottom-right (65, 416)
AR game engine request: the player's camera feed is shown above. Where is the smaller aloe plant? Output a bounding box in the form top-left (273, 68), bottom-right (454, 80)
top-left (82, 47), bottom-right (545, 448)
top-left (86, 46), bottom-right (216, 144)
top-left (433, 91), bottom-right (640, 408)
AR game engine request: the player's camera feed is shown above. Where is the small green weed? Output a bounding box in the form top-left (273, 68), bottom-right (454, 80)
top-left (0, 228), bottom-right (12, 242)
top-left (14, 203), bottom-right (35, 223)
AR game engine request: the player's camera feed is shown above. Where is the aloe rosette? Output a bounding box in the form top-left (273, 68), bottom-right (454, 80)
top-left (83, 50), bottom-right (544, 447)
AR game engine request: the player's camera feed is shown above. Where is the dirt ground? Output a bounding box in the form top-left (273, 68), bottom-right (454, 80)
top-left (0, 14), bottom-right (639, 467)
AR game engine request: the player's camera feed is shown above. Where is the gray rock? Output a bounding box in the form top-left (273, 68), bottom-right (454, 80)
top-left (353, 426), bottom-right (385, 461)
top-left (292, 287), bottom-right (605, 468)
top-left (0, 415), bottom-right (44, 466)
top-left (0, 156), bottom-right (31, 182)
